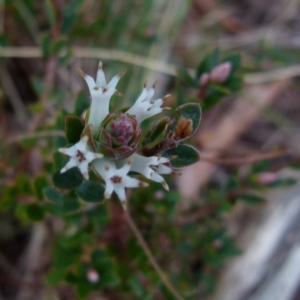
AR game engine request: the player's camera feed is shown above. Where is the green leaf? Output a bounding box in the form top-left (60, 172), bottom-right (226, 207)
top-left (267, 178), bottom-right (297, 187)
top-left (61, 195), bottom-right (80, 214)
top-left (222, 54), bottom-right (241, 73)
top-left (74, 91), bottom-right (90, 117)
top-left (201, 86), bottom-right (229, 111)
top-left (291, 161), bottom-right (300, 170)
top-left (196, 49), bottom-right (220, 78)
top-left (45, 268), bottom-right (65, 286)
top-left (92, 252), bottom-right (119, 287)
top-left (58, 49), bottom-right (73, 67)
top-left (39, 33), bottom-right (51, 60)
top-left (142, 117), bottom-right (170, 147)
top-left (163, 145), bottom-right (200, 168)
top-left (34, 175), bottom-right (48, 201)
top-left (52, 167), bottom-right (83, 189)
top-left (53, 243), bottom-right (82, 269)
top-left (209, 84), bottom-right (230, 95)
top-left (239, 194), bottom-right (265, 204)
top-left (129, 276), bottom-right (144, 297)
top-left (168, 103), bottom-right (201, 141)
top-left (224, 75), bottom-right (243, 92)
top-left (65, 115), bottom-right (84, 144)
top-left (44, 0), bottom-right (56, 28)
top-left (16, 174), bottom-right (34, 195)
top-left (76, 181), bottom-right (105, 202)
top-left (176, 84), bottom-right (188, 106)
top-left (50, 37), bottom-right (68, 56)
top-left (43, 186), bottom-right (63, 204)
top-left (53, 151), bottom-right (68, 171)
top-left (77, 282), bottom-right (92, 298)
top-left (64, 0), bottom-right (85, 15)
top-left (26, 204), bottom-right (45, 221)
top-left (61, 0), bottom-right (85, 34)
top-left (177, 67), bottom-right (197, 87)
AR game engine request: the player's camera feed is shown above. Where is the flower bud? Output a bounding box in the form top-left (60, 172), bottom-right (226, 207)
top-left (96, 112), bottom-right (141, 160)
top-left (87, 269), bottom-right (100, 283)
top-left (209, 62), bottom-right (231, 83)
top-left (256, 172), bottom-right (278, 185)
top-left (199, 72), bottom-right (210, 87)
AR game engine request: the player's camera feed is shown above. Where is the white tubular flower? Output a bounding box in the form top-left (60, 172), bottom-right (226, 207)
top-left (92, 156), bottom-right (148, 207)
top-left (79, 62), bottom-right (125, 133)
top-left (126, 82), bottom-right (168, 124)
top-left (58, 136), bottom-right (103, 180)
top-left (130, 153), bottom-right (172, 191)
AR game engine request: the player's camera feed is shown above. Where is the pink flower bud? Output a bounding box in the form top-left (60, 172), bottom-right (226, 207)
top-left (209, 62), bottom-right (231, 83)
top-left (256, 172), bottom-right (278, 185)
top-left (87, 269), bottom-right (100, 283)
top-left (199, 72), bottom-right (210, 87)
top-left (213, 239), bottom-right (223, 249)
top-left (154, 190), bottom-right (165, 200)
top-left (97, 112), bottom-right (141, 160)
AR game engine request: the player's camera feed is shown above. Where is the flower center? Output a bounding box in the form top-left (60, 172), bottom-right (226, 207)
top-left (108, 114), bottom-right (135, 145)
top-left (110, 175), bottom-right (122, 184)
top-left (76, 150), bottom-right (86, 162)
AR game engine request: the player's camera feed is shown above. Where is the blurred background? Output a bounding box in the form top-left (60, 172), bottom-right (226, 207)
top-left (1, 0), bottom-right (300, 299)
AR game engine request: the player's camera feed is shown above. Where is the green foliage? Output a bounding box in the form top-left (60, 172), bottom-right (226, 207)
top-left (76, 181), bottom-right (105, 202)
top-left (167, 103), bottom-right (202, 141)
top-left (163, 145), bottom-right (200, 168)
top-left (34, 175), bottom-right (48, 201)
top-left (26, 204), bottom-right (45, 221)
top-left (196, 48), bottom-right (221, 79)
top-left (44, 0), bottom-right (56, 28)
top-left (65, 115), bottom-right (85, 144)
top-left (142, 117), bottom-right (171, 147)
top-left (2, 2), bottom-right (294, 299)
top-left (43, 186), bottom-right (63, 204)
top-left (239, 194), bottom-right (265, 205)
top-left (266, 178), bottom-right (297, 187)
top-left (52, 168), bottom-right (83, 189)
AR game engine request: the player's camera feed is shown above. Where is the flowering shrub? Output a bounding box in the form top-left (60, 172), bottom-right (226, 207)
top-left (2, 1), bottom-right (298, 299)
top-left (55, 62), bottom-right (201, 209)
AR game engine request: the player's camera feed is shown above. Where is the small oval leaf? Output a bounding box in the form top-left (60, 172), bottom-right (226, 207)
top-left (52, 167), bottom-right (83, 189)
top-left (43, 186), bottom-right (63, 204)
top-left (65, 115), bottom-right (84, 144)
top-left (77, 181), bottom-right (105, 203)
top-left (26, 204), bottom-right (45, 221)
top-left (61, 195), bottom-right (80, 214)
top-left (163, 145), bottom-right (200, 168)
top-left (239, 194), bottom-right (265, 204)
top-left (168, 103), bottom-right (201, 141)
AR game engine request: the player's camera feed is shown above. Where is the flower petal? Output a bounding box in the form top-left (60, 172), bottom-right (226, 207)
top-left (96, 62), bottom-right (106, 86)
top-left (59, 136), bottom-right (103, 180)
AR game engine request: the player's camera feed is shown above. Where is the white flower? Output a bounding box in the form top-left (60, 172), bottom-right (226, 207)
top-left (79, 62), bottom-right (125, 133)
top-left (92, 156), bottom-right (148, 208)
top-left (58, 136), bottom-right (103, 180)
top-left (130, 153), bottom-right (172, 191)
top-left (126, 82), bottom-right (170, 124)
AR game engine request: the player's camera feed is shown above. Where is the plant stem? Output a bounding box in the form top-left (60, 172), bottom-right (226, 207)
top-left (125, 210), bottom-right (185, 300)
